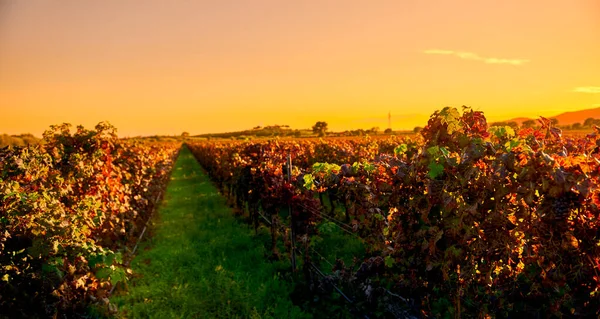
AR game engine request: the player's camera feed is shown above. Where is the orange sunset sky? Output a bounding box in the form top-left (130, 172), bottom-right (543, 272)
top-left (1, 0), bottom-right (599, 137)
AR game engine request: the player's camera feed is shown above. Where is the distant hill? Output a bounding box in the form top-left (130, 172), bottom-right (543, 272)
top-left (553, 107), bottom-right (600, 125)
top-left (505, 107), bottom-right (600, 126)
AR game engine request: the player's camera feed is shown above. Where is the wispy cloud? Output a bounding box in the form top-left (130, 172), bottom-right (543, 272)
top-left (423, 49), bottom-right (530, 65)
top-left (423, 49), bottom-right (454, 55)
top-left (573, 87), bottom-right (600, 94)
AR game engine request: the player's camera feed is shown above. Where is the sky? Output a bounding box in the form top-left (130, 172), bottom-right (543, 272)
top-left (1, 0), bottom-right (599, 137)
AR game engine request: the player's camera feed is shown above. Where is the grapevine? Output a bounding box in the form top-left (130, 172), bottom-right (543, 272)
top-left (188, 107), bottom-right (600, 317)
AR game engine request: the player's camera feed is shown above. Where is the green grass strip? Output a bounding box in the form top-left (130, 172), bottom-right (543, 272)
top-left (110, 146), bottom-right (311, 319)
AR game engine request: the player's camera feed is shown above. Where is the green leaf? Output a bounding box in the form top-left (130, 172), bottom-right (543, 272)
top-left (362, 162), bottom-right (375, 174)
top-left (504, 139), bottom-right (520, 151)
top-left (52, 257), bottom-right (64, 267)
top-left (394, 144), bottom-right (408, 156)
top-left (439, 147), bottom-right (449, 157)
top-left (328, 163), bottom-right (341, 174)
top-left (311, 163), bottom-right (341, 176)
top-left (439, 107), bottom-right (462, 134)
top-left (384, 256), bottom-right (395, 268)
top-left (493, 126), bottom-right (515, 139)
top-left (114, 252), bottom-right (123, 264)
top-left (447, 121), bottom-right (461, 134)
top-left (427, 146), bottom-right (441, 157)
top-left (317, 222), bottom-right (337, 234)
top-left (95, 267), bottom-right (111, 280)
top-left (310, 236), bottom-right (323, 246)
top-left (312, 163), bottom-right (326, 173)
top-left (105, 253), bottom-right (115, 266)
top-left (440, 107), bottom-right (460, 123)
top-left (303, 174), bottom-right (315, 190)
top-left (103, 251), bottom-right (123, 266)
top-left (3, 191), bottom-right (17, 200)
top-left (427, 162), bottom-right (444, 179)
top-left (110, 268), bottom-right (127, 286)
top-left (42, 263), bottom-right (64, 280)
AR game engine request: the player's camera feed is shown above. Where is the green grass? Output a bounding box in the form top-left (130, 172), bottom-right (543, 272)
top-left (110, 146), bottom-right (311, 319)
top-left (312, 223), bottom-right (366, 272)
top-left (313, 195), bottom-right (366, 272)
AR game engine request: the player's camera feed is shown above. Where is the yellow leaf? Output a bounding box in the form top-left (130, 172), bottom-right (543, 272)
top-left (567, 233), bottom-right (579, 249)
top-left (507, 215), bottom-right (517, 224)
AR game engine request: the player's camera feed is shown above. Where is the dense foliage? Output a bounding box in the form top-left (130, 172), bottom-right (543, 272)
top-left (188, 106), bottom-right (600, 318)
top-left (0, 123), bottom-right (179, 318)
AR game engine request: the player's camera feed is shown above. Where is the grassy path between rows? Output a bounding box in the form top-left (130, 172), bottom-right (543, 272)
top-left (110, 146), bottom-right (310, 319)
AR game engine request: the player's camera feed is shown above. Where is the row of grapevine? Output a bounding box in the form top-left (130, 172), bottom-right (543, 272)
top-left (187, 107), bottom-right (600, 318)
top-left (0, 123), bottom-right (180, 317)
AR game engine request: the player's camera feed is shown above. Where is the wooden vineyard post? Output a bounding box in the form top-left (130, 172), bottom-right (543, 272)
top-left (287, 153), bottom-right (297, 272)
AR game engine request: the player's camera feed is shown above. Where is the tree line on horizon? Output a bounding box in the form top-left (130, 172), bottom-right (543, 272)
top-left (3, 116), bottom-right (600, 147)
top-left (489, 117), bottom-right (600, 131)
top-left (0, 133), bottom-right (40, 148)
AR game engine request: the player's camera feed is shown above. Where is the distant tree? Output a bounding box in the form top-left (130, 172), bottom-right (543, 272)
top-left (571, 122), bottom-right (582, 130)
top-left (20, 134), bottom-right (38, 145)
top-left (584, 118), bottom-right (597, 127)
top-left (0, 134), bottom-right (40, 147)
top-left (312, 121), bottom-right (328, 137)
top-left (10, 137), bottom-right (24, 147)
top-left (550, 118), bottom-right (559, 126)
top-left (350, 129), bottom-right (365, 136)
top-left (181, 132), bottom-right (190, 138)
top-left (384, 128), bottom-right (392, 134)
top-left (0, 134), bottom-right (10, 147)
top-left (370, 127), bottom-right (380, 134)
top-left (413, 126), bottom-right (423, 134)
top-left (522, 119), bottom-right (536, 128)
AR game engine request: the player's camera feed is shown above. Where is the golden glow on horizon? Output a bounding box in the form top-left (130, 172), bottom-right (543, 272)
top-left (1, 0), bottom-right (599, 136)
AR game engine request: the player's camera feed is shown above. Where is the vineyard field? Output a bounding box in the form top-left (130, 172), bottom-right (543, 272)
top-left (3, 107), bottom-right (600, 318)
top-left (187, 107), bottom-right (600, 318)
top-left (2, 1), bottom-right (597, 317)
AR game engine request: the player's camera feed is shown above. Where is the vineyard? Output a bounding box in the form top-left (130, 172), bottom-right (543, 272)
top-left (187, 106), bottom-right (600, 318)
top-left (3, 107), bottom-right (600, 318)
top-left (0, 123), bottom-right (180, 317)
